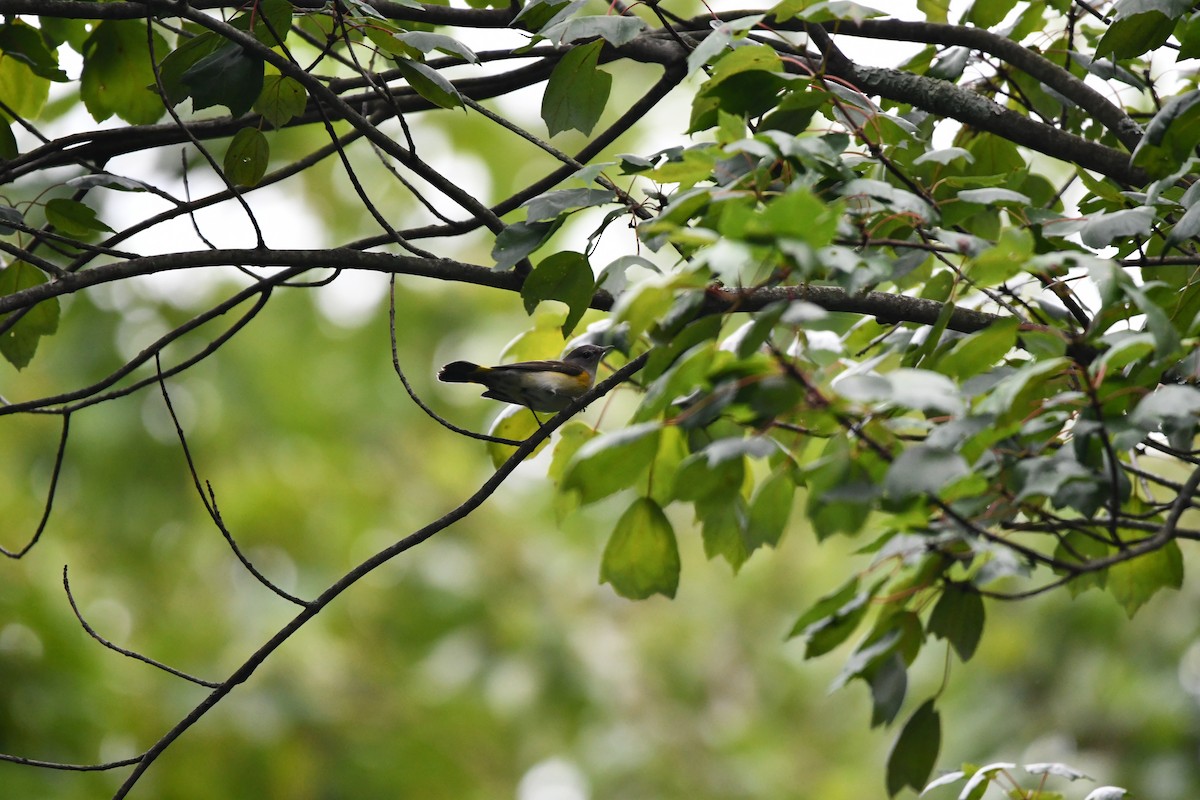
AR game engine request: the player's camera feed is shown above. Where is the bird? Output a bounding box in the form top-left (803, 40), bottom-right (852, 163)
top-left (438, 344), bottom-right (614, 414)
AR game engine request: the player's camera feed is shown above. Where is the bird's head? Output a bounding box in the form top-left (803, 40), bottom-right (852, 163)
top-left (563, 344), bottom-right (614, 376)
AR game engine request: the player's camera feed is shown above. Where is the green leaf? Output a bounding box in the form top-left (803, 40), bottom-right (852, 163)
top-left (524, 188), bottom-right (616, 222)
top-left (541, 15), bottom-right (647, 46)
top-left (635, 342), bottom-right (716, 423)
top-left (746, 467), bottom-right (794, 549)
top-left (886, 699), bottom-right (941, 796)
top-left (771, 0), bottom-right (885, 22)
top-left (0, 21), bottom-right (69, 81)
top-left (234, 0), bottom-right (294, 47)
top-left (397, 58), bottom-right (462, 110)
top-left (689, 46), bottom-right (786, 132)
top-left (978, 357), bottom-right (1070, 423)
top-left (253, 75), bottom-right (307, 127)
top-left (485, 405), bottom-right (549, 467)
top-left (927, 46), bottom-right (969, 80)
top-left (224, 128), bottom-right (269, 187)
top-left (804, 448), bottom-right (876, 539)
top-left (1131, 384), bottom-right (1200, 430)
top-left (611, 279), bottom-right (676, 341)
top-left (685, 22), bottom-right (734, 74)
top-left (394, 32), bottom-right (478, 63)
top-left (521, 251), bottom-right (595, 336)
top-left (0, 261), bottom-right (60, 369)
top-left (492, 219), bottom-right (561, 270)
top-left (966, 0), bottom-right (1019, 28)
top-left (672, 446), bottom-right (747, 503)
top-left (157, 32), bottom-right (225, 106)
top-left (1096, 333), bottom-right (1155, 373)
top-left (1125, 283), bottom-right (1181, 356)
top-left (44, 198), bottom-right (114, 236)
top-left (66, 174), bottom-right (154, 192)
top-left (884, 446), bottom-right (970, 501)
top-left (548, 420), bottom-right (597, 485)
top-left (697, 494), bottom-right (751, 571)
top-left (182, 41), bottom-right (265, 117)
top-left (913, 146), bottom-right (972, 166)
top-left (837, 368), bottom-right (964, 416)
top-left (1167, 200), bottom-right (1200, 245)
top-left (562, 422), bottom-right (662, 505)
top-left (1133, 90), bottom-right (1200, 179)
top-left (868, 655), bottom-right (908, 728)
top-left (38, 17), bottom-right (90, 51)
top-left (759, 83), bottom-right (827, 134)
top-left (965, 132), bottom-right (1026, 176)
top-left (1097, 2), bottom-right (1188, 59)
top-left (788, 576), bottom-right (877, 657)
top-left (1107, 540), bottom-right (1184, 617)
top-left (639, 424), bottom-right (687, 506)
top-left (956, 187), bottom-right (1030, 206)
top-left (541, 40), bottom-right (611, 136)
top-left (600, 497), bottom-right (681, 600)
top-left (918, 0), bottom-right (949, 22)
top-left (512, 0), bottom-right (575, 31)
top-left (740, 188), bottom-right (842, 246)
top-left (927, 583), bottom-right (985, 661)
top-left (1080, 207), bottom-right (1155, 249)
top-left (837, 179), bottom-right (937, 224)
top-left (964, 225), bottom-right (1032, 287)
top-left (832, 610), bottom-right (924, 694)
top-left (0, 49), bottom-right (50, 120)
top-left (1179, 11), bottom-right (1200, 59)
top-left (81, 21), bottom-right (166, 124)
top-left (501, 305), bottom-right (567, 363)
top-left (1056, 534), bottom-right (1108, 597)
top-left (937, 317), bottom-right (1018, 380)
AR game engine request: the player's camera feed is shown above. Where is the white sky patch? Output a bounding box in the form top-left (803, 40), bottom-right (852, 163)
top-left (314, 269), bottom-right (391, 328)
top-left (517, 758), bottom-right (591, 800)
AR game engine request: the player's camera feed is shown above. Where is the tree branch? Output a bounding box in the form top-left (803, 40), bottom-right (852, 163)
top-left (107, 352), bottom-right (650, 799)
top-left (813, 18), bottom-right (1143, 150)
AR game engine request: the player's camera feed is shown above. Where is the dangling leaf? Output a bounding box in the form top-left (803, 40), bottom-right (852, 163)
top-left (0, 261), bottom-right (60, 369)
top-left (600, 497), bottom-right (681, 599)
top-left (542, 40), bottom-right (611, 136)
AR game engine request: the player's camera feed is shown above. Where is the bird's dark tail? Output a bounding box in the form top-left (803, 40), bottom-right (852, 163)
top-left (438, 361), bottom-right (485, 383)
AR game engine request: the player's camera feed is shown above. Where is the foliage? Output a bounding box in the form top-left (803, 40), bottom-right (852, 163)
top-left (2, 0), bottom-right (1200, 797)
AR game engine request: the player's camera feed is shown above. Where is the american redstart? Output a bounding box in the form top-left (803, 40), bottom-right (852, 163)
top-left (438, 344), bottom-right (614, 413)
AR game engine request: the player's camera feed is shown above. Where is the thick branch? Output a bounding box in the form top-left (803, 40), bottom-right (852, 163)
top-left (703, 284), bottom-right (999, 333)
top-left (814, 18), bottom-right (1144, 150)
top-left (834, 63), bottom-right (1146, 185)
top-left (0, 242), bottom-right (1042, 347)
top-left (0, 249), bottom-right (1010, 339)
top-left (0, 250), bottom-right (521, 315)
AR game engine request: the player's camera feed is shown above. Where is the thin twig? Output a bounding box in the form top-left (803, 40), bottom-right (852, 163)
top-left (0, 411), bottom-right (70, 558)
top-left (388, 276), bottom-right (523, 446)
top-left (63, 565), bottom-right (221, 688)
top-left (155, 355), bottom-right (310, 606)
